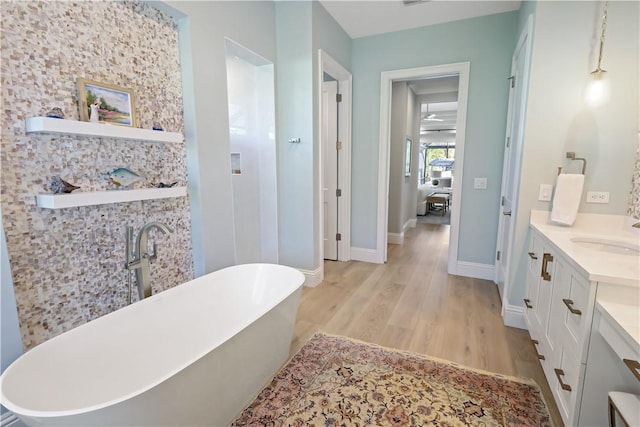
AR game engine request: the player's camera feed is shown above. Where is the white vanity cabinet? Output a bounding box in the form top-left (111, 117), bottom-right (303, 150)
top-left (524, 228), bottom-right (601, 427)
top-left (525, 211), bottom-right (640, 427)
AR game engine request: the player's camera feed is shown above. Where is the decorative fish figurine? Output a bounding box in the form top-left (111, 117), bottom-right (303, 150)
top-left (50, 176), bottom-right (80, 194)
top-left (155, 182), bottom-right (177, 188)
top-left (108, 168), bottom-right (143, 187)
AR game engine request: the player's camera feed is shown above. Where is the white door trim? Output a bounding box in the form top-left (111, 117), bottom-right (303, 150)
top-left (377, 62), bottom-right (470, 273)
top-left (317, 50), bottom-right (352, 274)
top-left (499, 15), bottom-right (534, 318)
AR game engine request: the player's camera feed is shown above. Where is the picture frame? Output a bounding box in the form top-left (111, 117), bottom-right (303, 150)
top-left (77, 78), bottom-right (136, 127)
top-left (405, 136), bottom-right (412, 177)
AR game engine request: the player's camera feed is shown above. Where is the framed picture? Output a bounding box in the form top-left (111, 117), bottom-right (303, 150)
top-left (405, 136), bottom-right (412, 177)
top-left (77, 78), bottom-right (136, 126)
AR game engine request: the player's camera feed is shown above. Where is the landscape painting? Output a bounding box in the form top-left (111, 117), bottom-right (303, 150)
top-left (77, 78), bottom-right (136, 126)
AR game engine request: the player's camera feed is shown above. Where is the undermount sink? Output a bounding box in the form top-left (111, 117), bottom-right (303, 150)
top-left (570, 236), bottom-right (640, 255)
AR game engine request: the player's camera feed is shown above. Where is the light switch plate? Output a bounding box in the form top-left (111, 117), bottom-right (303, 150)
top-left (538, 184), bottom-right (553, 201)
top-left (474, 178), bottom-right (487, 189)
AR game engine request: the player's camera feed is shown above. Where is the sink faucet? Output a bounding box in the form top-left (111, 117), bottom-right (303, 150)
top-left (125, 222), bottom-right (173, 300)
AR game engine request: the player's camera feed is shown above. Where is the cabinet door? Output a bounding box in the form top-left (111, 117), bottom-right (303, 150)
top-left (548, 258), bottom-right (595, 362)
top-left (524, 233), bottom-right (542, 334)
top-left (534, 242), bottom-right (556, 351)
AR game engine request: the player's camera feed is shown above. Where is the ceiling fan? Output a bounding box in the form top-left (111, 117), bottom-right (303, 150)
top-left (424, 113), bottom-right (443, 122)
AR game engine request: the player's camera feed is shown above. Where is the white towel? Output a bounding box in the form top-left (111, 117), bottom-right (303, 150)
top-left (551, 173), bottom-right (585, 226)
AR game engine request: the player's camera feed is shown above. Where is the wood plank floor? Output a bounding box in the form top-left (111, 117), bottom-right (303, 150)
top-left (291, 222), bottom-right (563, 426)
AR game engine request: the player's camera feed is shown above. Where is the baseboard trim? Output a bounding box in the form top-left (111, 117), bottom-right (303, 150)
top-left (387, 232), bottom-right (404, 245)
top-left (1, 411), bottom-right (23, 427)
top-left (453, 261), bottom-right (495, 280)
top-left (503, 303), bottom-right (527, 330)
top-left (299, 267), bottom-right (322, 288)
top-left (350, 247), bottom-right (381, 264)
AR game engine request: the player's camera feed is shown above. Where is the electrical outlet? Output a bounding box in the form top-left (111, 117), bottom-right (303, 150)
top-left (586, 191), bottom-right (610, 204)
top-left (538, 184), bottom-right (553, 201)
top-left (474, 178), bottom-right (487, 189)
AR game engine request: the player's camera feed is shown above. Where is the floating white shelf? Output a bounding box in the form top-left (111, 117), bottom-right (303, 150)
top-left (25, 117), bottom-right (182, 143)
top-left (36, 187), bottom-right (187, 209)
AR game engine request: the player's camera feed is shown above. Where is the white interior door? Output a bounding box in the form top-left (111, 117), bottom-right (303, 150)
top-left (495, 20), bottom-right (531, 301)
top-left (323, 80), bottom-right (339, 260)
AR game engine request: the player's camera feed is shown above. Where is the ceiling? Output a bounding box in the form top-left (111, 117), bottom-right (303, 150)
top-left (318, 0), bottom-right (521, 39)
top-left (407, 75), bottom-right (459, 136)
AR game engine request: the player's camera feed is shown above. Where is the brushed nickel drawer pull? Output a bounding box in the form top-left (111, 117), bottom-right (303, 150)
top-left (528, 252), bottom-right (538, 260)
top-left (554, 368), bottom-right (572, 391)
top-left (562, 299), bottom-right (582, 315)
top-left (524, 298), bottom-right (533, 309)
top-left (623, 359), bottom-right (640, 382)
top-left (531, 339), bottom-right (545, 360)
top-left (541, 253), bottom-right (553, 281)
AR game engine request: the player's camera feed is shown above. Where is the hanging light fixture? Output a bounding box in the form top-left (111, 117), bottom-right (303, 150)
top-left (584, 1), bottom-right (611, 107)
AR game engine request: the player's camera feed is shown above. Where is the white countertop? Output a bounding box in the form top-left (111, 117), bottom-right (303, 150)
top-left (530, 210), bottom-right (640, 287)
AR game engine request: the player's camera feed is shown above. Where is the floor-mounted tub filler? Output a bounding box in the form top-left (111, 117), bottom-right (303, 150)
top-left (0, 263), bottom-right (305, 426)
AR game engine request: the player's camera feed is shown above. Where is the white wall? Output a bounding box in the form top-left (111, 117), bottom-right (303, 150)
top-left (164, 1), bottom-right (278, 275)
top-left (507, 0), bottom-right (639, 306)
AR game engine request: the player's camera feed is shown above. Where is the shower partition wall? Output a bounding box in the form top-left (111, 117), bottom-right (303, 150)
top-left (225, 39), bottom-right (278, 264)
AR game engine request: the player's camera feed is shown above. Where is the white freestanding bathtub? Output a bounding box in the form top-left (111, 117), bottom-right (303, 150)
top-left (0, 263), bottom-right (304, 426)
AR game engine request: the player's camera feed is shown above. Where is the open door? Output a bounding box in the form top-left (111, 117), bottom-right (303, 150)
top-left (495, 17), bottom-right (533, 302)
top-left (323, 80), bottom-right (339, 260)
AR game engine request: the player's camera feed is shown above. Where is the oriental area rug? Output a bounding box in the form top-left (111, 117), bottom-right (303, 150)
top-left (231, 332), bottom-right (551, 427)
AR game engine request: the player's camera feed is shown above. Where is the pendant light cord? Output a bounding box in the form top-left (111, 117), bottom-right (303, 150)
top-left (594, 1), bottom-right (609, 73)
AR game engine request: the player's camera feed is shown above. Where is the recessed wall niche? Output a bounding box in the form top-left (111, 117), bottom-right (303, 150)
top-left (0, 0), bottom-right (193, 349)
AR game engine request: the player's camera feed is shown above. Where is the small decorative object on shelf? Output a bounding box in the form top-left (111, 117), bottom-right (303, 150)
top-left (108, 168), bottom-right (143, 188)
top-left (46, 107), bottom-right (65, 119)
top-left (155, 182), bottom-right (177, 188)
top-left (50, 176), bottom-right (80, 194)
top-left (152, 121), bottom-right (163, 131)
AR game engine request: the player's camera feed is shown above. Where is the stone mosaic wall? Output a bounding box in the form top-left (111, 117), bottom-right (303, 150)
top-left (0, 1), bottom-right (193, 349)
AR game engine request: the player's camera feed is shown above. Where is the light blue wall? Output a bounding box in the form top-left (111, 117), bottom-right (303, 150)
top-left (163, 1), bottom-right (277, 275)
top-left (312, 1), bottom-right (352, 71)
top-left (518, 1), bottom-right (536, 34)
top-left (351, 12), bottom-right (518, 265)
top-left (275, 1), bottom-right (315, 270)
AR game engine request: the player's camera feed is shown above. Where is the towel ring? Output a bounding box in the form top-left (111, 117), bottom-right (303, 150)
top-left (565, 152), bottom-right (587, 175)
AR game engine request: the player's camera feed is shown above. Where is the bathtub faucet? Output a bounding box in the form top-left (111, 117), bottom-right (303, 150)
top-left (125, 222), bottom-right (173, 301)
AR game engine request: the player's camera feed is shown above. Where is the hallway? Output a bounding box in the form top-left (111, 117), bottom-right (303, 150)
top-left (292, 222), bottom-right (562, 426)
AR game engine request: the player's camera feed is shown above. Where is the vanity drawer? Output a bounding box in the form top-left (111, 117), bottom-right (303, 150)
top-left (551, 344), bottom-right (586, 427)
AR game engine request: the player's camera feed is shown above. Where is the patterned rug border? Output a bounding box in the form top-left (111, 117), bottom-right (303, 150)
top-left (311, 331), bottom-right (543, 389)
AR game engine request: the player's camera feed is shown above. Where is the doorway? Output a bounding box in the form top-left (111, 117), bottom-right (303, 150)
top-left (318, 51), bottom-right (352, 269)
top-left (378, 62), bottom-right (470, 274)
